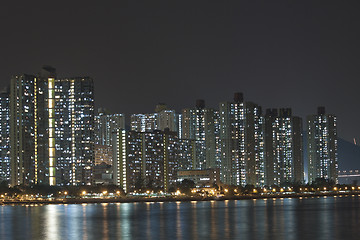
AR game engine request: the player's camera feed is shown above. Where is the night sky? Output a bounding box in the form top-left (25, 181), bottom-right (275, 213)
top-left (1, 1), bottom-right (360, 142)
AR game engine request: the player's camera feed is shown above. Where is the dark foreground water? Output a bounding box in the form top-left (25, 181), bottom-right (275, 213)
top-left (1, 195), bottom-right (360, 240)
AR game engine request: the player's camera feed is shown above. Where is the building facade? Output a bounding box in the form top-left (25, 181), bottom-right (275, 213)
top-left (113, 129), bottom-right (179, 193)
top-left (9, 67), bottom-right (95, 186)
top-left (0, 89), bottom-right (10, 182)
top-left (264, 108), bottom-right (303, 186)
top-left (307, 107), bottom-right (338, 183)
top-left (219, 93), bottom-right (246, 186)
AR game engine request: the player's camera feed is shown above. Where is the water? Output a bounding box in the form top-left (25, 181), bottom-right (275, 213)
top-left (1, 196), bottom-right (360, 240)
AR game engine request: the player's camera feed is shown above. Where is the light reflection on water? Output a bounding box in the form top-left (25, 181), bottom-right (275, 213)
top-left (1, 196), bottom-right (360, 240)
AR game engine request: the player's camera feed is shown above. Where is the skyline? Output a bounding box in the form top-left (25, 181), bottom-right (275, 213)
top-left (1, 1), bottom-right (360, 142)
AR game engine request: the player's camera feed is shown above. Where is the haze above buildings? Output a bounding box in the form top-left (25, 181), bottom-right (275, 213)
top-left (1, 1), bottom-right (359, 143)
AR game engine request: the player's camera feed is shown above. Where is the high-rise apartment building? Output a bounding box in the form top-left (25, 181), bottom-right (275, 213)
top-left (9, 66), bottom-right (95, 186)
top-left (219, 93), bottom-right (246, 186)
top-left (0, 88), bottom-right (10, 182)
top-left (181, 100), bottom-right (219, 170)
top-left (54, 77), bottom-right (95, 186)
top-left (95, 109), bottom-right (125, 146)
top-left (113, 129), bottom-right (179, 193)
top-left (130, 113), bottom-right (158, 132)
top-left (307, 107), bottom-right (338, 183)
top-left (10, 73), bottom-right (43, 186)
top-left (244, 102), bottom-right (265, 186)
top-left (264, 108), bottom-right (303, 186)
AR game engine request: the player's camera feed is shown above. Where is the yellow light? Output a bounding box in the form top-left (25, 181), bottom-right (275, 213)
top-left (146, 190), bottom-right (150, 194)
top-left (323, 187), bottom-right (326, 191)
top-left (253, 189), bottom-right (257, 193)
top-left (64, 191), bottom-right (68, 195)
top-left (352, 187), bottom-right (355, 190)
top-left (82, 191), bottom-right (86, 195)
top-left (224, 189), bottom-right (228, 193)
top-left (280, 188), bottom-right (284, 192)
top-left (116, 191), bottom-right (120, 195)
top-left (272, 188), bottom-right (276, 192)
top-left (333, 187), bottom-right (337, 191)
top-left (103, 191), bottom-right (108, 195)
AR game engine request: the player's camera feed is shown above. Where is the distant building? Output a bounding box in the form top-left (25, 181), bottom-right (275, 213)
top-left (95, 109), bottom-right (125, 146)
top-left (130, 113), bottom-right (158, 132)
top-left (307, 107), bottom-right (338, 183)
top-left (10, 66), bottom-right (95, 186)
top-left (0, 89), bottom-right (10, 182)
top-left (113, 129), bottom-right (179, 193)
top-left (264, 108), bottom-right (303, 186)
top-left (219, 93), bottom-right (246, 186)
top-left (181, 100), bottom-right (220, 170)
top-left (244, 102), bottom-right (265, 186)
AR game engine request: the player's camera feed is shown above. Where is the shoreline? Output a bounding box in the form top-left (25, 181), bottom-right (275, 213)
top-left (1, 191), bottom-right (359, 205)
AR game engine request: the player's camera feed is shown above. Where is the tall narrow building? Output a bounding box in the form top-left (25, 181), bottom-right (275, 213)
top-left (0, 88), bottom-right (10, 182)
top-left (219, 93), bottom-right (246, 186)
top-left (307, 107), bottom-right (338, 183)
top-left (181, 100), bottom-right (218, 170)
top-left (10, 74), bottom-right (38, 186)
top-left (264, 108), bottom-right (303, 186)
top-left (54, 77), bottom-right (95, 185)
top-left (244, 102), bottom-right (265, 187)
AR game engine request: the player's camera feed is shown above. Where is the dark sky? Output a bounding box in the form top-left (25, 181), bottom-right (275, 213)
top-left (1, 1), bottom-right (360, 142)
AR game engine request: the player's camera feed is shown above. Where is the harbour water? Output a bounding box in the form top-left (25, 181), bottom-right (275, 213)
top-left (1, 195), bottom-right (359, 239)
